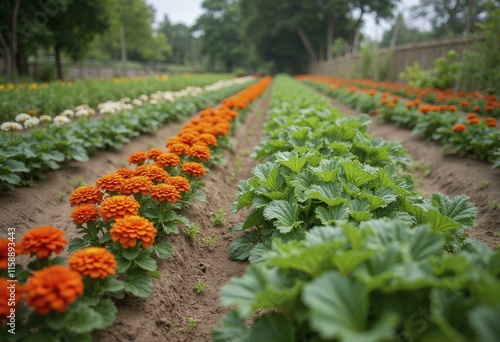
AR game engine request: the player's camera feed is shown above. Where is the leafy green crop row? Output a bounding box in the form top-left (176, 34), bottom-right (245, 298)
top-left (0, 74), bottom-right (233, 122)
top-left (304, 79), bottom-right (500, 168)
top-left (0, 80), bottom-right (255, 191)
top-left (212, 75), bottom-right (500, 342)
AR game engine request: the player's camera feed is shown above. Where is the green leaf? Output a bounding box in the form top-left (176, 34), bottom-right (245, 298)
top-left (5, 159), bottom-right (29, 173)
top-left (124, 268), bottom-right (153, 297)
top-left (230, 230), bottom-right (261, 260)
top-left (246, 312), bottom-right (296, 342)
top-left (469, 305), bottom-right (500, 342)
top-left (43, 311), bottom-right (69, 331)
top-left (249, 241), bottom-right (273, 264)
top-left (409, 225), bottom-right (443, 260)
top-left (92, 299), bottom-right (117, 329)
top-left (114, 253), bottom-right (131, 273)
top-left (263, 200), bottom-right (302, 234)
top-left (315, 204), bottom-right (350, 225)
top-left (66, 302), bottom-right (103, 334)
top-left (212, 310), bottom-right (250, 342)
top-left (427, 209), bottom-right (462, 233)
top-left (341, 160), bottom-right (377, 187)
top-left (306, 183), bottom-right (348, 207)
top-left (0, 172), bottom-right (21, 185)
top-left (134, 252), bottom-right (157, 272)
top-left (103, 277), bottom-right (125, 293)
top-left (431, 193), bottom-right (477, 228)
top-left (332, 250), bottom-right (375, 275)
top-left (153, 241), bottom-right (172, 259)
top-left (232, 180), bottom-right (255, 214)
top-left (275, 151), bottom-right (309, 173)
top-left (67, 237), bottom-right (85, 253)
top-left (122, 246), bottom-right (141, 260)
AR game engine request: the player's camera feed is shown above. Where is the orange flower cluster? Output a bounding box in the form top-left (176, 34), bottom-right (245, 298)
top-left (69, 247), bottom-right (117, 279)
top-left (150, 184), bottom-right (181, 203)
top-left (484, 116), bottom-right (497, 128)
top-left (120, 176), bottom-right (153, 195)
top-left (146, 147), bottom-right (164, 161)
top-left (133, 164), bottom-right (169, 183)
top-left (452, 123), bottom-right (467, 132)
top-left (71, 204), bottom-right (99, 225)
top-left (18, 226), bottom-right (67, 258)
top-left (167, 176), bottom-right (191, 193)
top-left (25, 265), bottom-right (84, 314)
top-left (69, 185), bottom-right (103, 207)
top-left (95, 173), bottom-right (124, 192)
top-left (156, 152), bottom-right (181, 168)
top-left (99, 195), bottom-right (140, 222)
top-left (115, 168), bottom-right (135, 179)
top-left (110, 215), bottom-right (157, 249)
top-left (181, 162), bottom-right (206, 178)
top-left (128, 151), bottom-right (147, 165)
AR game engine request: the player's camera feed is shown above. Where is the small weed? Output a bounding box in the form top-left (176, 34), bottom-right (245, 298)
top-left (489, 201), bottom-right (500, 210)
top-left (477, 180), bottom-right (490, 190)
top-left (58, 192), bottom-right (66, 202)
top-left (70, 177), bottom-right (85, 189)
top-left (210, 209), bottom-right (227, 227)
top-left (195, 281), bottom-right (209, 294)
top-left (187, 317), bottom-right (198, 330)
top-left (201, 237), bottom-right (218, 249)
top-left (410, 162), bottom-right (432, 178)
top-left (185, 223), bottom-right (201, 241)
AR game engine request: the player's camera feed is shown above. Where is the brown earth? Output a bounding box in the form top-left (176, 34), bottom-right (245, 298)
top-left (2, 80), bottom-right (499, 342)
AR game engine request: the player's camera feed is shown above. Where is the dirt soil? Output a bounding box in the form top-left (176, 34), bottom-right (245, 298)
top-left (2, 81), bottom-right (499, 342)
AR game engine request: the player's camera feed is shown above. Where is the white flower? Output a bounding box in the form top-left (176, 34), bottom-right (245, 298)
top-left (121, 97), bottom-right (131, 103)
top-left (39, 115), bottom-right (53, 123)
top-left (132, 99), bottom-right (143, 106)
top-left (149, 99), bottom-right (158, 105)
top-left (75, 109), bottom-right (90, 117)
top-left (61, 109), bottom-right (74, 118)
top-left (52, 115), bottom-right (71, 125)
top-left (15, 113), bottom-right (31, 122)
top-left (122, 104), bottom-right (133, 111)
top-left (23, 117), bottom-right (40, 128)
top-left (1, 122), bottom-right (24, 131)
top-left (139, 94), bottom-right (148, 102)
top-left (88, 108), bottom-right (96, 116)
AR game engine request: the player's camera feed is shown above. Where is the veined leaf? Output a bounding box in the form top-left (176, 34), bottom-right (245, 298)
top-left (427, 209), bottom-right (462, 233)
top-left (263, 200), bottom-right (303, 234)
top-left (232, 180), bottom-right (255, 214)
top-left (315, 205), bottom-right (350, 225)
top-left (431, 193), bottom-right (477, 228)
top-left (246, 312), bottom-right (296, 342)
top-left (212, 310), bottom-right (250, 342)
top-left (230, 230), bottom-right (262, 261)
top-left (306, 182), bottom-right (347, 207)
top-left (275, 151), bottom-right (309, 173)
top-left (341, 160), bottom-right (377, 187)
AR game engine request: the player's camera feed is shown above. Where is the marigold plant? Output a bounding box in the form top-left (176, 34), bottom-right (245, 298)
top-left (168, 143), bottom-right (191, 155)
top-left (181, 162), bottom-right (206, 178)
top-left (69, 185), bottom-right (103, 207)
top-left (18, 226), bottom-right (67, 258)
top-left (68, 247), bottom-right (117, 279)
top-left (189, 144), bottom-right (211, 161)
top-left (145, 147), bottom-right (164, 160)
top-left (24, 266), bottom-right (84, 314)
top-left (452, 123), bottom-right (467, 132)
top-left (150, 184), bottom-right (181, 203)
top-left (70, 204), bottom-right (99, 225)
top-left (156, 152), bottom-right (181, 168)
top-left (120, 176), bottom-right (153, 196)
top-left (99, 195), bottom-right (140, 222)
top-left (110, 215), bottom-right (157, 249)
top-left (127, 152), bottom-right (147, 165)
top-left (198, 133), bottom-right (218, 146)
top-left (115, 168), bottom-right (135, 179)
top-left (133, 164), bottom-right (169, 183)
top-left (95, 173), bottom-right (124, 192)
top-left (166, 176), bottom-right (191, 193)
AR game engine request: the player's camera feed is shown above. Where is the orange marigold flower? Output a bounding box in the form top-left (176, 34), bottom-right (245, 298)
top-left (146, 148), bottom-right (164, 160)
top-left (0, 277), bottom-right (22, 316)
top-left (99, 195), bottom-right (140, 222)
top-left (115, 168), bottom-right (135, 179)
top-left (472, 105), bottom-right (481, 111)
top-left (70, 204), bottom-right (99, 225)
top-left (25, 266), bottom-right (84, 314)
top-left (150, 184), bottom-right (181, 203)
top-left (128, 151), bottom-right (147, 165)
top-left (485, 117), bottom-right (497, 127)
top-left (95, 173), bottom-right (124, 192)
top-left (189, 144), bottom-right (211, 161)
top-left (134, 164), bottom-right (169, 183)
top-left (198, 133), bottom-right (218, 146)
top-left (110, 215), bottom-right (157, 249)
top-left (468, 117), bottom-right (481, 125)
top-left (69, 247), bottom-right (117, 279)
top-left (167, 176), bottom-right (191, 193)
top-left (18, 226), bottom-right (67, 258)
top-left (212, 124), bottom-right (231, 136)
top-left (178, 131), bottom-right (200, 145)
top-left (200, 108), bottom-right (218, 118)
top-left (466, 113), bottom-right (478, 120)
top-left (373, 108), bottom-right (381, 116)
top-left (27, 109), bottom-right (37, 116)
top-left (181, 162), bottom-right (206, 178)
top-left (156, 152), bottom-right (181, 168)
top-left (447, 105), bottom-right (458, 112)
top-left (451, 123), bottom-right (467, 132)
top-left (166, 136), bottom-right (182, 149)
top-left (120, 176), bottom-right (153, 196)
top-left (0, 239), bottom-right (15, 269)
top-left (69, 185), bottom-right (103, 207)
top-left (168, 143), bottom-right (191, 155)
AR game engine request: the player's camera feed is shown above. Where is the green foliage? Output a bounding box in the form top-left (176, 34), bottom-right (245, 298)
top-left (210, 208), bottom-right (227, 227)
top-left (185, 223), bottom-right (201, 241)
top-left (195, 281), bottom-right (209, 294)
top-left (202, 237), bottom-right (218, 249)
top-left (400, 50), bottom-right (462, 90)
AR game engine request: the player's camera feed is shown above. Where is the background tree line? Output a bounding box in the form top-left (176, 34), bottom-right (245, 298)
top-left (1, 0), bottom-right (499, 80)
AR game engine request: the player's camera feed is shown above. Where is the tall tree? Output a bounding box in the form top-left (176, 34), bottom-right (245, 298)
top-left (158, 16), bottom-right (192, 65)
top-left (0, 0), bottom-right (23, 78)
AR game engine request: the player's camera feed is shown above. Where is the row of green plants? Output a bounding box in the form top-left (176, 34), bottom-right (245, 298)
top-left (0, 78), bottom-right (257, 191)
top-left (212, 75), bottom-right (500, 342)
top-left (302, 77), bottom-right (500, 168)
top-left (0, 74), bottom-right (233, 122)
top-left (0, 77), bottom-right (272, 341)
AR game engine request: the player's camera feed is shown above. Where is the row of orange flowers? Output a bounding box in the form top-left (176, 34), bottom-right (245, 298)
top-left (0, 76), bottom-right (272, 338)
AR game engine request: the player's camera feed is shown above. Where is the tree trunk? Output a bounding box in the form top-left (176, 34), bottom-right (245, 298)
top-left (55, 44), bottom-right (63, 80)
top-left (326, 15), bottom-right (334, 61)
top-left (390, 13), bottom-right (403, 50)
top-left (120, 25), bottom-right (127, 76)
top-left (0, 34), bottom-right (12, 77)
top-left (2, 0), bottom-right (22, 79)
top-left (350, 10), bottom-right (365, 53)
top-left (16, 40), bottom-right (28, 76)
top-left (296, 26), bottom-right (317, 63)
top-left (466, 0), bottom-right (476, 34)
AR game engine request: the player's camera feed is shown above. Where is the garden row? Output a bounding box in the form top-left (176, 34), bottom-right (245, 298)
top-left (0, 76), bottom-right (272, 341)
top-left (0, 74), bottom-right (233, 122)
top-left (212, 75), bottom-right (500, 342)
top-left (0, 77), bottom-right (256, 191)
top-left (300, 75), bottom-right (500, 168)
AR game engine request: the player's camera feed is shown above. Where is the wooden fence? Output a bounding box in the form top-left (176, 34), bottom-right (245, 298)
top-left (308, 36), bottom-right (484, 81)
